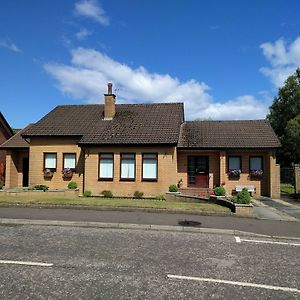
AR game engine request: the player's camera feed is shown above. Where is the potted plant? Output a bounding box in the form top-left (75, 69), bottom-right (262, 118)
top-left (250, 169), bottom-right (263, 179)
top-left (62, 168), bottom-right (73, 179)
top-left (228, 169), bottom-right (241, 179)
top-left (43, 168), bottom-right (53, 178)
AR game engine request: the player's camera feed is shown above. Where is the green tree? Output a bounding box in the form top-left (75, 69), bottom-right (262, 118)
top-left (267, 68), bottom-right (300, 166)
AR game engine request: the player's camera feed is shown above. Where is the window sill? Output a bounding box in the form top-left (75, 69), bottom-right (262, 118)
top-left (142, 179), bottom-right (158, 182)
top-left (120, 178), bottom-right (135, 182)
top-left (98, 178), bottom-right (113, 181)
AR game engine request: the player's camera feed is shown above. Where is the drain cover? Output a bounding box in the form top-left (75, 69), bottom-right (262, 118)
top-left (178, 220), bottom-right (202, 227)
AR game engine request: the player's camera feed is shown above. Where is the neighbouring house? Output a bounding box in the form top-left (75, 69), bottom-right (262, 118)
top-left (0, 83), bottom-right (281, 197)
top-left (0, 112), bottom-right (14, 182)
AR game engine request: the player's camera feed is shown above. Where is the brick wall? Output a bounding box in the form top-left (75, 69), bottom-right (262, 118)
top-left (84, 146), bottom-right (177, 197)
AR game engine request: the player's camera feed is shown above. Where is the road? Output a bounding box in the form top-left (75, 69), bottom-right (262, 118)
top-left (0, 206), bottom-right (300, 237)
top-left (0, 224), bottom-right (299, 299)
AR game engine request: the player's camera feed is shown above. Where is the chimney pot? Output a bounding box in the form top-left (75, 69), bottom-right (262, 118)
top-left (107, 82), bottom-right (113, 94)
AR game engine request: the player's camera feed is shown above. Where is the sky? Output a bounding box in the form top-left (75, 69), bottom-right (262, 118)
top-left (0, 0), bottom-right (300, 128)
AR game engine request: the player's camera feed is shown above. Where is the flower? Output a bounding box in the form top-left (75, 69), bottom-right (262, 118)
top-left (250, 169), bottom-right (263, 176)
top-left (43, 168), bottom-right (52, 175)
top-left (228, 169), bottom-right (241, 177)
top-left (62, 168), bottom-right (73, 175)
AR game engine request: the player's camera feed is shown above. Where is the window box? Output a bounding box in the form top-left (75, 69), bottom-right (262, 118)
top-left (43, 168), bottom-right (53, 178)
top-left (62, 168), bottom-right (73, 179)
top-left (249, 169), bottom-right (263, 179)
top-left (228, 169), bottom-right (241, 179)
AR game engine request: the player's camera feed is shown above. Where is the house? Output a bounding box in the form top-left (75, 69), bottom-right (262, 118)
top-left (0, 83), bottom-right (281, 197)
top-left (0, 112), bottom-right (14, 182)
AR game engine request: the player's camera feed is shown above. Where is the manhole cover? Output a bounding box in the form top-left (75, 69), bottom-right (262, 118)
top-left (178, 220), bottom-right (202, 227)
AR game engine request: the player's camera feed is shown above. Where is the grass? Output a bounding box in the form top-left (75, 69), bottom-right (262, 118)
top-left (281, 183), bottom-right (295, 195)
top-left (0, 193), bottom-right (230, 213)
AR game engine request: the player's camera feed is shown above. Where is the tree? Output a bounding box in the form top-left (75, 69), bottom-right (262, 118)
top-left (267, 68), bottom-right (300, 166)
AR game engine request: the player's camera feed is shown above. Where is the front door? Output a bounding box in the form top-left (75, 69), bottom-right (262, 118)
top-left (22, 157), bottom-right (29, 187)
top-left (188, 156), bottom-right (209, 188)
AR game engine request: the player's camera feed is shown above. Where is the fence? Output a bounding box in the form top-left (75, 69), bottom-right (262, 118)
top-left (280, 167), bottom-right (294, 185)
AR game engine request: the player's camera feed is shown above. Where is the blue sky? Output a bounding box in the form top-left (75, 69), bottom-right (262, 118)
top-left (1, 0), bottom-right (300, 128)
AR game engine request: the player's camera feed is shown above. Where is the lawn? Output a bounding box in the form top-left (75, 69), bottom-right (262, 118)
top-left (280, 183), bottom-right (295, 195)
top-left (0, 193), bottom-right (230, 213)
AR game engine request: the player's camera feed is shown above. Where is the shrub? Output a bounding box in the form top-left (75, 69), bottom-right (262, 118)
top-left (102, 190), bottom-right (113, 198)
top-left (214, 186), bottom-right (226, 196)
top-left (236, 188), bottom-right (251, 204)
top-left (134, 190), bottom-right (144, 199)
top-left (33, 184), bottom-right (49, 192)
top-left (67, 181), bottom-right (77, 190)
top-left (155, 194), bottom-right (166, 201)
top-left (83, 190), bottom-right (92, 197)
top-left (169, 184), bottom-right (178, 192)
top-left (0, 180), bottom-right (3, 189)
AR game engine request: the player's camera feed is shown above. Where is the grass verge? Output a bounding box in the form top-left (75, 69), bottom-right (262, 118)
top-left (0, 194), bottom-right (230, 213)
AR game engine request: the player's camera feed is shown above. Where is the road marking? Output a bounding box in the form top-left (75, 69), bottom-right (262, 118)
top-left (167, 275), bottom-right (300, 293)
top-left (235, 236), bottom-right (241, 243)
top-left (0, 260), bottom-right (53, 267)
top-left (235, 236), bottom-right (300, 246)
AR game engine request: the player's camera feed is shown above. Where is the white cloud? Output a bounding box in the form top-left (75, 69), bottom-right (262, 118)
top-left (260, 37), bottom-right (300, 87)
top-left (74, 0), bottom-right (109, 26)
top-left (0, 40), bottom-right (22, 53)
top-left (76, 28), bottom-right (93, 40)
top-left (44, 47), bottom-right (268, 120)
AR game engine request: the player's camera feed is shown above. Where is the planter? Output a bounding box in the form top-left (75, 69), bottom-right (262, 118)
top-left (43, 172), bottom-right (53, 179)
top-left (63, 172), bottom-right (73, 179)
top-left (249, 174), bottom-right (263, 180)
top-left (228, 174), bottom-right (240, 180)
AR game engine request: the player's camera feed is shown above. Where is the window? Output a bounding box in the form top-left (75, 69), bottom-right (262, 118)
top-left (120, 153), bottom-right (135, 181)
top-left (99, 153), bottom-right (114, 180)
top-left (63, 153), bottom-right (76, 171)
top-left (44, 153), bottom-right (57, 171)
top-left (249, 156), bottom-right (263, 172)
top-left (228, 156), bottom-right (241, 172)
top-left (142, 153), bottom-right (158, 181)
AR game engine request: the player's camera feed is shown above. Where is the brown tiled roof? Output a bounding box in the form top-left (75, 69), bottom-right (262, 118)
top-left (22, 103), bottom-right (184, 145)
top-left (0, 124), bottom-right (33, 149)
top-left (0, 112), bottom-right (14, 139)
top-left (178, 120), bottom-right (281, 149)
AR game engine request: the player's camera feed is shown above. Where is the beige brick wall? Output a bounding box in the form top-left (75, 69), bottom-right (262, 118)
top-left (84, 146), bottom-right (177, 197)
top-left (29, 137), bottom-right (84, 193)
top-left (177, 151), bottom-right (220, 189)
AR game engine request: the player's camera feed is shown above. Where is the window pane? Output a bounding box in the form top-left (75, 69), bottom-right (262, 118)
top-left (143, 154), bottom-right (157, 159)
top-left (229, 157), bottom-right (240, 170)
top-left (64, 154), bottom-right (76, 169)
top-left (101, 154), bottom-right (113, 159)
top-left (45, 153), bottom-right (56, 169)
top-left (250, 157), bottom-right (262, 170)
top-left (121, 159), bottom-right (135, 179)
top-left (100, 159), bottom-right (113, 178)
top-left (143, 159), bottom-right (157, 179)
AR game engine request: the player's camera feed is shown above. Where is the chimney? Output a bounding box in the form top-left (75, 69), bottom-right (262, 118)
top-left (104, 82), bottom-right (116, 120)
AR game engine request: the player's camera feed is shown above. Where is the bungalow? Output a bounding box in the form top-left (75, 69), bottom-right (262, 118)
top-left (0, 83), bottom-right (281, 198)
top-left (0, 112), bottom-right (14, 182)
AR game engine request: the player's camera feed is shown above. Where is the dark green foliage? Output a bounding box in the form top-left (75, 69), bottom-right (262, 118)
top-left (0, 180), bottom-right (3, 189)
top-left (83, 190), bottom-right (92, 197)
top-left (67, 181), bottom-right (78, 190)
top-left (134, 190), bottom-right (144, 199)
top-left (33, 184), bottom-right (49, 192)
top-left (169, 184), bottom-right (178, 192)
top-left (102, 190), bottom-right (113, 198)
top-left (232, 188), bottom-right (251, 204)
top-left (214, 186), bottom-right (226, 196)
top-left (267, 68), bottom-right (300, 166)
top-left (155, 194), bottom-right (166, 201)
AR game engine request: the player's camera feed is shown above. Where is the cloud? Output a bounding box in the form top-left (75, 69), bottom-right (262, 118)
top-left (260, 37), bottom-right (300, 87)
top-left (74, 0), bottom-right (109, 26)
top-left (0, 40), bottom-right (22, 53)
top-left (44, 47), bottom-right (268, 120)
top-left (76, 28), bottom-right (93, 40)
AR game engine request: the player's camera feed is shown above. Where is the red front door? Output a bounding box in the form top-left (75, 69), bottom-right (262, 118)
top-left (188, 156), bottom-right (209, 188)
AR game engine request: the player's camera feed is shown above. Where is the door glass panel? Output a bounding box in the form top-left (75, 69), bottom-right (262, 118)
top-left (188, 156), bottom-right (208, 185)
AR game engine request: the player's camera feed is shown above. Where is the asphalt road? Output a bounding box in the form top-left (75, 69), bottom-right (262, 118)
top-left (0, 225), bottom-right (299, 299)
top-left (0, 206), bottom-right (300, 237)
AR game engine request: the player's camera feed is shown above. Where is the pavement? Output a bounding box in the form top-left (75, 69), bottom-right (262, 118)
top-left (0, 225), bottom-right (299, 299)
top-left (0, 206), bottom-right (299, 238)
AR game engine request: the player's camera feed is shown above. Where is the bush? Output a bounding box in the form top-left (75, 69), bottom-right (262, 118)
top-left (236, 188), bottom-right (251, 204)
top-left (155, 194), bottom-right (166, 201)
top-left (169, 184), bottom-right (178, 192)
top-left (134, 190), bottom-right (144, 199)
top-left (67, 181), bottom-right (78, 190)
top-left (102, 190), bottom-right (113, 198)
top-left (0, 180), bottom-right (3, 189)
top-left (33, 184), bottom-right (49, 192)
top-left (83, 190), bottom-right (92, 197)
top-left (214, 186), bottom-right (226, 196)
